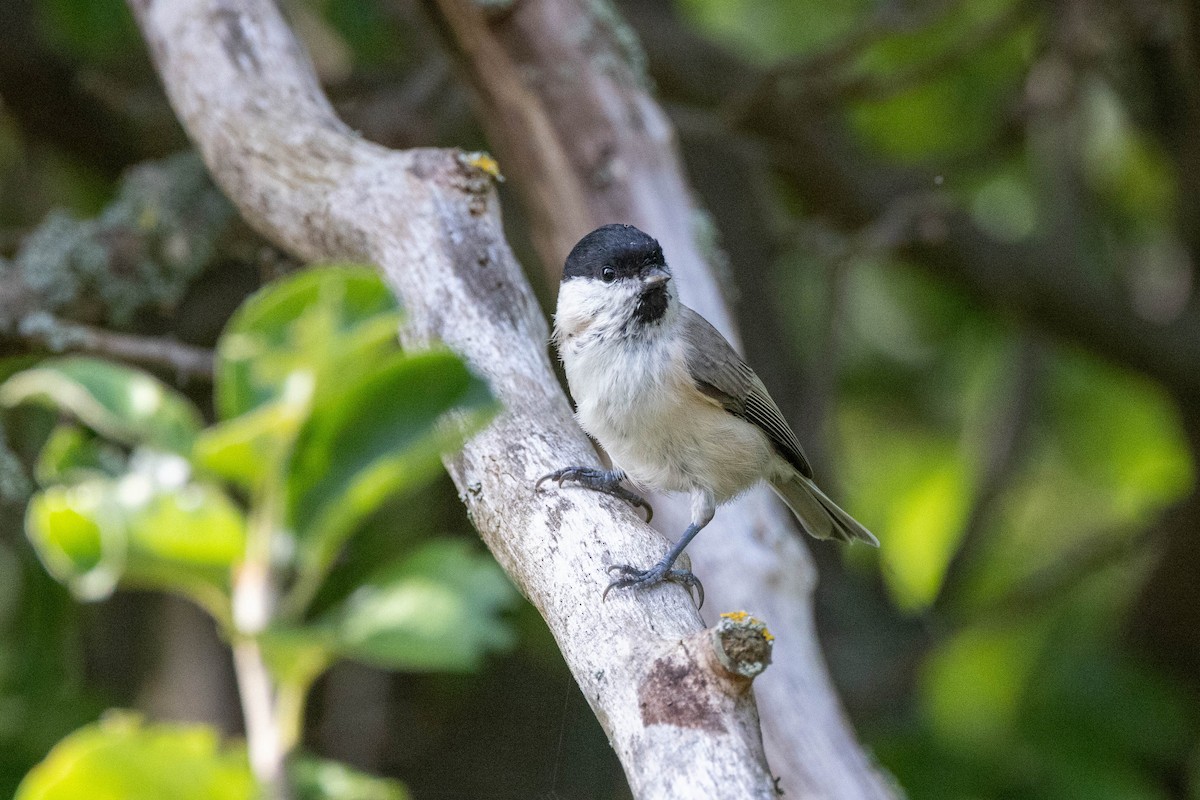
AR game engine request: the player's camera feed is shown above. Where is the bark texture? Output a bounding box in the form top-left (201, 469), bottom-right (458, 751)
top-left (431, 0), bottom-right (896, 797)
top-left (128, 0), bottom-right (778, 796)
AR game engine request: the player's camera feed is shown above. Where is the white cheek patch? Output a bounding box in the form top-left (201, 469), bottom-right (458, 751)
top-left (553, 279), bottom-right (595, 339)
top-left (553, 278), bottom-right (643, 342)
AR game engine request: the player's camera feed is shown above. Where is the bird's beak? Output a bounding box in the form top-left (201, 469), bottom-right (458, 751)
top-left (642, 265), bottom-right (670, 286)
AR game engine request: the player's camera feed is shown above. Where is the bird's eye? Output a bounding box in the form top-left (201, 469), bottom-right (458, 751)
top-left (600, 266), bottom-right (617, 283)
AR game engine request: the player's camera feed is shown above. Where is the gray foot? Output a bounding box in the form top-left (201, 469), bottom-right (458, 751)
top-left (535, 466), bottom-right (653, 522)
top-left (603, 561), bottom-right (704, 608)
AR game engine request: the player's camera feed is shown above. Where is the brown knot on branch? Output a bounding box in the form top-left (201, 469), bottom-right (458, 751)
top-left (711, 611), bottom-right (774, 680)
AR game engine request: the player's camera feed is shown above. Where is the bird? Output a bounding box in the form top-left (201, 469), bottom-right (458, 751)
top-left (537, 224), bottom-right (878, 606)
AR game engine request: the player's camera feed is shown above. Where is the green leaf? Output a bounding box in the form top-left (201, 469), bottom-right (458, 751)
top-left (25, 485), bottom-right (107, 592)
top-left (257, 625), bottom-right (335, 689)
top-left (35, 424), bottom-right (127, 486)
top-left (15, 713), bottom-right (254, 800)
top-left (0, 357), bottom-right (203, 455)
top-left (215, 266), bottom-right (401, 420)
top-left (26, 454), bottom-right (245, 615)
top-left (286, 350), bottom-right (496, 572)
top-left (131, 479), bottom-right (246, 570)
top-left (326, 539), bottom-right (518, 672)
top-left (193, 391), bottom-right (313, 492)
top-left (290, 757), bottom-right (409, 800)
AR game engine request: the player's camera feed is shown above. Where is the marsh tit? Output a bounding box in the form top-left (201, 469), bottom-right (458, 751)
top-left (537, 224), bottom-right (878, 605)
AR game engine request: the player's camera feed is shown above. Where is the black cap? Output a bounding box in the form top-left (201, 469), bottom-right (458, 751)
top-left (562, 224), bottom-right (667, 282)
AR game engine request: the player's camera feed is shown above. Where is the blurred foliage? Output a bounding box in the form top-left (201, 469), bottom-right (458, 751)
top-left (325, 540), bottom-right (516, 673)
top-left (2, 358), bottom-right (204, 454)
top-left (15, 713), bottom-right (410, 800)
top-left (829, 262), bottom-right (1194, 611)
top-left (1, 267), bottom-right (514, 797)
top-left (694, 0), bottom-right (1200, 795)
top-left (2, 0), bottom-right (1199, 798)
top-left (290, 756), bottom-right (410, 800)
top-left (778, 225), bottom-right (1198, 798)
top-left (16, 713), bottom-right (256, 800)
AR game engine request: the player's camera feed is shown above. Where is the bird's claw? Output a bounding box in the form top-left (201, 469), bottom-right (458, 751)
top-left (606, 485), bottom-right (654, 522)
top-left (602, 562), bottom-right (704, 609)
top-left (534, 468), bottom-right (571, 492)
top-left (534, 466), bottom-right (653, 522)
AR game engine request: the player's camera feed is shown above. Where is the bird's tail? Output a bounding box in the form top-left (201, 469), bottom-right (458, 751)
top-left (769, 473), bottom-right (879, 546)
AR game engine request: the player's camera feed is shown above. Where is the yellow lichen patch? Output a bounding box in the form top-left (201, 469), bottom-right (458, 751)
top-left (465, 151), bottom-right (504, 182)
top-left (720, 610), bottom-right (774, 642)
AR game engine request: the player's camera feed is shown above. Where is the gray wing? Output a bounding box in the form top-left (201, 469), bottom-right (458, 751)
top-left (679, 306), bottom-right (813, 479)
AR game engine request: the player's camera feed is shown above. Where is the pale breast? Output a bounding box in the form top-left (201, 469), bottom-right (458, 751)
top-left (565, 333), bottom-right (773, 502)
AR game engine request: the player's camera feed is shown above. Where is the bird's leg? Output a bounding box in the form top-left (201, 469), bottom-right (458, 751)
top-left (535, 466), bottom-right (653, 521)
top-left (604, 490), bottom-right (715, 608)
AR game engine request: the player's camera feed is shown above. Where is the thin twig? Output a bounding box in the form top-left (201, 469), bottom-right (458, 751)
top-left (12, 312), bottom-right (215, 380)
top-left (231, 482), bottom-right (289, 800)
top-left (232, 636), bottom-right (288, 800)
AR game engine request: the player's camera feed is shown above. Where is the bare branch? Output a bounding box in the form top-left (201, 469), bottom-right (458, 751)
top-left (126, 0), bottom-right (777, 795)
top-left (11, 312), bottom-right (215, 379)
